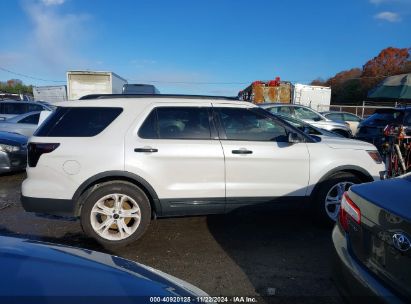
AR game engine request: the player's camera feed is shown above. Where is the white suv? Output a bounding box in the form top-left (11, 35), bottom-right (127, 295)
top-left (22, 95), bottom-right (385, 247)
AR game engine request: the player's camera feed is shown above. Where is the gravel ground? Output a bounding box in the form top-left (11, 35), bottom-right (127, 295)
top-left (0, 172), bottom-right (342, 304)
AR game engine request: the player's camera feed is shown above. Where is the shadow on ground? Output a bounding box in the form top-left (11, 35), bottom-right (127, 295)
top-left (206, 205), bottom-right (341, 304)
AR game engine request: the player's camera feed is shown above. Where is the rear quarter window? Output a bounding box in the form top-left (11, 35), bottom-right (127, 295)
top-left (34, 107), bottom-right (123, 137)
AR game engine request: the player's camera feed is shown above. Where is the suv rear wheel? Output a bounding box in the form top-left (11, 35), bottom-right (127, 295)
top-left (313, 173), bottom-right (361, 225)
top-left (80, 181), bottom-right (151, 247)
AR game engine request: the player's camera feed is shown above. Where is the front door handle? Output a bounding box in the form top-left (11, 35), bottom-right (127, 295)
top-left (232, 149), bottom-right (253, 155)
top-left (134, 148), bottom-right (158, 153)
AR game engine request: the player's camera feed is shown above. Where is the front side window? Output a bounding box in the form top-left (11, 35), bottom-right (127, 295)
top-left (138, 107), bottom-right (212, 140)
top-left (19, 113), bottom-right (40, 124)
top-left (35, 107), bottom-right (123, 137)
top-left (294, 107), bottom-right (322, 121)
top-left (217, 107), bottom-right (288, 141)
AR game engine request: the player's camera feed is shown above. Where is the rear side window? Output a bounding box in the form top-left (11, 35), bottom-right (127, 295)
top-left (35, 107), bottom-right (123, 137)
top-left (19, 113), bottom-right (40, 124)
top-left (326, 113), bottom-right (344, 121)
top-left (138, 107), bottom-right (212, 140)
top-left (2, 103), bottom-right (27, 115)
top-left (343, 113), bottom-right (361, 122)
top-left (27, 104), bottom-right (45, 112)
top-left (294, 107), bottom-right (322, 120)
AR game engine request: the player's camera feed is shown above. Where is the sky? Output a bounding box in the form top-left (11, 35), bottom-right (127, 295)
top-left (0, 0), bottom-right (410, 95)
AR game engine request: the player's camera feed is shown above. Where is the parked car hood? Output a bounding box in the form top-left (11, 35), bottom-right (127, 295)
top-left (350, 175), bottom-right (411, 222)
top-left (320, 137), bottom-right (376, 150)
top-left (0, 131), bottom-right (28, 146)
top-left (0, 236), bottom-right (208, 297)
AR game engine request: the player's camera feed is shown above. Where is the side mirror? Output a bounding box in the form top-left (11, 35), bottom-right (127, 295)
top-left (288, 132), bottom-right (301, 143)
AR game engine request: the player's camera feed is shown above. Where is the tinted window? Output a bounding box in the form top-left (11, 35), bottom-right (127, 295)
top-left (156, 107), bottom-right (211, 139)
top-left (19, 113), bottom-right (40, 124)
top-left (138, 110), bottom-right (158, 139)
top-left (218, 108), bottom-right (288, 141)
top-left (35, 107), bottom-right (123, 137)
top-left (294, 107), bottom-right (322, 121)
top-left (326, 113), bottom-right (344, 121)
top-left (2, 103), bottom-right (27, 115)
top-left (138, 107), bottom-right (212, 140)
top-left (27, 104), bottom-right (45, 112)
top-left (343, 113), bottom-right (361, 122)
top-left (267, 106), bottom-right (293, 116)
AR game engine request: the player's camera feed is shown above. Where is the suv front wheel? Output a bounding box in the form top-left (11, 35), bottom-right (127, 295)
top-left (313, 173), bottom-right (361, 225)
top-left (80, 181), bottom-right (151, 247)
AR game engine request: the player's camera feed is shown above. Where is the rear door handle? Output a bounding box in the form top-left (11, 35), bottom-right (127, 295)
top-left (232, 149), bottom-right (253, 154)
top-left (134, 148), bottom-right (158, 153)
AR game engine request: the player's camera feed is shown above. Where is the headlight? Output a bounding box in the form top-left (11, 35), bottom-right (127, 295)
top-left (0, 144), bottom-right (20, 153)
top-left (367, 150), bottom-right (383, 164)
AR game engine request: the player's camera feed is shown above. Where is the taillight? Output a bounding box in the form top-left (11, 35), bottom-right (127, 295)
top-left (338, 192), bottom-right (361, 232)
top-left (28, 143), bottom-right (60, 167)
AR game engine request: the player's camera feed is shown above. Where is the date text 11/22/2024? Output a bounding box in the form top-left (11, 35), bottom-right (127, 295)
top-left (149, 296), bottom-right (258, 303)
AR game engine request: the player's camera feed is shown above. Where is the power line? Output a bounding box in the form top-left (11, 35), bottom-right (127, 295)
top-left (0, 65), bottom-right (405, 86)
top-left (126, 79), bottom-right (249, 85)
top-left (0, 67), bottom-right (66, 83)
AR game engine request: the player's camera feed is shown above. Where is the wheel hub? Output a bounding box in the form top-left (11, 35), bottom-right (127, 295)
top-left (90, 193), bottom-right (142, 241)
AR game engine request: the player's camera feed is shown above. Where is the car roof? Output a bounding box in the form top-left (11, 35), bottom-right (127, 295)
top-left (0, 100), bottom-right (45, 105)
top-left (322, 111), bottom-right (360, 115)
top-left (259, 103), bottom-right (310, 108)
top-left (55, 96), bottom-right (254, 108)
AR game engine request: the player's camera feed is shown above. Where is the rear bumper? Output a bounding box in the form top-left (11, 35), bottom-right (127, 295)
top-left (21, 195), bottom-right (76, 217)
top-left (332, 224), bottom-right (402, 303)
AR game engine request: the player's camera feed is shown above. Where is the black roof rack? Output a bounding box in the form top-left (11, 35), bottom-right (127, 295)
top-left (79, 94), bottom-right (239, 101)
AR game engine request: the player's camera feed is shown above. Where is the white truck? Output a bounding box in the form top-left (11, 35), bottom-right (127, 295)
top-left (33, 85), bottom-right (67, 103)
top-left (292, 84), bottom-right (331, 111)
top-left (67, 71), bottom-right (127, 100)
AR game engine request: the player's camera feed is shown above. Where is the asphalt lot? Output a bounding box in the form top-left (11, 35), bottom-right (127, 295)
top-left (0, 172), bottom-right (342, 304)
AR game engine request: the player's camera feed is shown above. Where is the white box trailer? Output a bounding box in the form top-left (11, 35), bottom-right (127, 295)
top-left (32, 85), bottom-right (67, 103)
top-left (293, 83), bottom-right (331, 111)
top-left (67, 71), bottom-right (127, 100)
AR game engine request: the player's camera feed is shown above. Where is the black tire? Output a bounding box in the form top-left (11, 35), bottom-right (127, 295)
top-left (313, 173), bottom-right (361, 226)
top-left (80, 181), bottom-right (151, 248)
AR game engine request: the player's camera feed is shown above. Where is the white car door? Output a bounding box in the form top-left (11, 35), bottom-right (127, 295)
top-left (125, 102), bottom-right (225, 216)
top-left (214, 105), bottom-right (310, 207)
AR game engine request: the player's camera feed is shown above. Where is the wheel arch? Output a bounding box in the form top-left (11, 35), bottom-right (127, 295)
top-left (310, 165), bottom-right (374, 197)
top-left (72, 171), bottom-right (161, 217)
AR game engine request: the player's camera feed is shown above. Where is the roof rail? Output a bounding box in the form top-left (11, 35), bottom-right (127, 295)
top-left (79, 94), bottom-right (239, 101)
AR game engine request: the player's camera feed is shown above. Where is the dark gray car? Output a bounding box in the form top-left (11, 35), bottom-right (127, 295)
top-left (333, 174), bottom-right (411, 302)
top-left (0, 131), bottom-right (28, 174)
